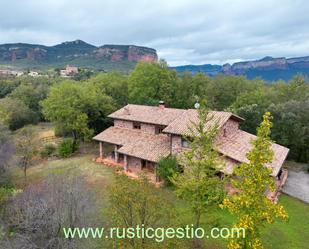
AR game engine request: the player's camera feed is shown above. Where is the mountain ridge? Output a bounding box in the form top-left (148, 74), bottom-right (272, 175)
top-left (0, 40), bottom-right (158, 72)
top-left (173, 55), bottom-right (309, 81)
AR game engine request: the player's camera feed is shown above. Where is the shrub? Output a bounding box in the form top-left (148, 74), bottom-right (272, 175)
top-left (58, 138), bottom-right (78, 158)
top-left (157, 155), bottom-right (182, 186)
top-left (54, 125), bottom-right (71, 137)
top-left (40, 143), bottom-right (57, 158)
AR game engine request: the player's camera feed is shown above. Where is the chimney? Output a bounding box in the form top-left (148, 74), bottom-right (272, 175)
top-left (123, 106), bottom-right (130, 115)
top-left (159, 101), bottom-right (165, 109)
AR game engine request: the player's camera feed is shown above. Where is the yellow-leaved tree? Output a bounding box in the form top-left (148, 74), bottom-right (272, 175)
top-left (222, 112), bottom-right (288, 249)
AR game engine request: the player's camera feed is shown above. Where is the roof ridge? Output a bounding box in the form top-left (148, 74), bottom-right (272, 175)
top-left (126, 103), bottom-right (186, 111)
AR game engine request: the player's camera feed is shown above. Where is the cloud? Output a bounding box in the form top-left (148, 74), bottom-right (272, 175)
top-left (1, 0), bottom-right (309, 66)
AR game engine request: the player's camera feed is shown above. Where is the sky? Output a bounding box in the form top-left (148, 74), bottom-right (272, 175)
top-left (1, 0), bottom-right (309, 66)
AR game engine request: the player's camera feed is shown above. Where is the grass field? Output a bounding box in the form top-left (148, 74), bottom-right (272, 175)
top-left (10, 155), bottom-right (309, 249)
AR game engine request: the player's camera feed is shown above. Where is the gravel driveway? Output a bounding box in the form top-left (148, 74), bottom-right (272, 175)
top-left (283, 170), bottom-right (309, 203)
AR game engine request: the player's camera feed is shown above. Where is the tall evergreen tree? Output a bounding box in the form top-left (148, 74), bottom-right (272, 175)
top-left (171, 107), bottom-right (225, 227)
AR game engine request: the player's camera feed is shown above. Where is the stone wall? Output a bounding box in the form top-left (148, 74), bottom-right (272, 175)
top-left (141, 123), bottom-right (156, 134)
top-left (127, 156), bottom-right (142, 172)
top-left (114, 119), bottom-right (158, 135)
top-left (223, 156), bottom-right (239, 174)
top-left (216, 119), bottom-right (239, 141)
top-left (171, 135), bottom-right (183, 155)
top-left (114, 119), bottom-right (133, 129)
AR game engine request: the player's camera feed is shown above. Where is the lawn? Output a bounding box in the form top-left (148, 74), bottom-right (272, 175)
top-left (10, 155), bottom-right (309, 249)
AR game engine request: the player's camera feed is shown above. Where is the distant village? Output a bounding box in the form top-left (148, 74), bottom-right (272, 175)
top-left (0, 65), bottom-right (79, 78)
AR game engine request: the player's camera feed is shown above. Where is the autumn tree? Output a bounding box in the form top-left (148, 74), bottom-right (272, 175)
top-left (171, 107), bottom-right (225, 227)
top-left (221, 112), bottom-right (288, 249)
top-left (1, 175), bottom-right (98, 249)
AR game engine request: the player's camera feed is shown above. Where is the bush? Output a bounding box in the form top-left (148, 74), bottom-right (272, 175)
top-left (58, 138), bottom-right (78, 158)
top-left (157, 155), bottom-right (182, 186)
top-left (40, 143), bottom-right (57, 158)
top-left (54, 125), bottom-right (71, 137)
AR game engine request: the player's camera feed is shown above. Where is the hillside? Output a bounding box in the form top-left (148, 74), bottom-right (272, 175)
top-left (0, 40), bottom-right (158, 72)
top-left (173, 56), bottom-right (309, 81)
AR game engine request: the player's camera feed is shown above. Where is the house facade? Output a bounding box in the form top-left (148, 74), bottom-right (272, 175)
top-left (93, 102), bottom-right (289, 181)
top-left (60, 65), bottom-right (78, 77)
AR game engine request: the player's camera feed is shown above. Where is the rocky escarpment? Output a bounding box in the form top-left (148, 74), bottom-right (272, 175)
top-left (94, 45), bottom-right (157, 62)
top-left (174, 55), bottom-right (309, 81)
top-left (0, 44), bottom-right (48, 61)
top-left (223, 56), bottom-right (293, 74)
top-left (0, 40), bottom-right (158, 71)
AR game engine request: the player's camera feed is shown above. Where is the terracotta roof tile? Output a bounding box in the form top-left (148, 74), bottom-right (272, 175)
top-left (95, 104), bottom-right (289, 175)
top-left (108, 104), bottom-right (185, 126)
top-left (93, 126), bottom-right (170, 162)
top-left (163, 109), bottom-right (242, 136)
top-left (216, 130), bottom-right (289, 176)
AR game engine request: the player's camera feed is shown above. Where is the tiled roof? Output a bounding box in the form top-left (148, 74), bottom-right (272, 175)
top-left (216, 130), bottom-right (289, 176)
top-left (163, 109), bottom-right (243, 136)
top-left (108, 104), bottom-right (185, 126)
top-left (93, 126), bottom-right (170, 162)
top-left (96, 104), bottom-right (289, 176)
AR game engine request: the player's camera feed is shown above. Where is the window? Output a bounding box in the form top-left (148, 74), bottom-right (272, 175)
top-left (155, 125), bottom-right (165, 134)
top-left (181, 137), bottom-right (191, 148)
top-left (133, 122), bottom-right (141, 129)
top-left (223, 128), bottom-right (227, 137)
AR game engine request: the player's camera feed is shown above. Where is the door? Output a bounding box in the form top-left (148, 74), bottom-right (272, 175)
top-left (141, 159), bottom-right (146, 169)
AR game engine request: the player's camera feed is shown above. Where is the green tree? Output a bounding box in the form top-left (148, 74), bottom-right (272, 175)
top-left (222, 112), bottom-right (288, 249)
top-left (205, 76), bottom-right (262, 110)
top-left (172, 72), bottom-right (195, 108)
top-left (128, 60), bottom-right (176, 106)
top-left (89, 71), bottom-right (128, 107)
top-left (41, 80), bottom-right (116, 140)
top-left (9, 83), bottom-right (49, 119)
top-left (271, 75), bottom-right (309, 103)
top-left (269, 100), bottom-right (309, 162)
top-left (171, 107), bottom-right (225, 227)
top-left (229, 88), bottom-right (276, 134)
top-left (0, 97), bottom-right (38, 130)
top-left (0, 78), bottom-right (20, 98)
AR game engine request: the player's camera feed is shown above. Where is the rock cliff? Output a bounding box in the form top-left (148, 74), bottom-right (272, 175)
top-left (173, 55), bottom-right (309, 81)
top-left (0, 40), bottom-right (158, 71)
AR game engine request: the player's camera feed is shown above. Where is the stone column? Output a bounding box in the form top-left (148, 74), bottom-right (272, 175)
top-left (99, 142), bottom-right (103, 158)
top-left (114, 145), bottom-right (119, 163)
top-left (155, 164), bottom-right (159, 182)
top-left (124, 155), bottom-right (128, 172)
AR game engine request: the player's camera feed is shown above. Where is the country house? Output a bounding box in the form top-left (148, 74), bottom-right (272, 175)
top-left (93, 102), bottom-right (289, 183)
